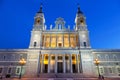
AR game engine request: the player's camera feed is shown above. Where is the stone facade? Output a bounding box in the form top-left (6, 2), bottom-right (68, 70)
top-left (0, 5), bottom-right (120, 78)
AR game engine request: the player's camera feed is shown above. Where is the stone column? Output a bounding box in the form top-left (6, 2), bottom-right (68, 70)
top-left (77, 54), bottom-right (79, 73)
top-left (56, 34), bottom-right (57, 47)
top-left (50, 34), bottom-right (51, 47)
top-left (44, 35), bottom-right (46, 47)
top-left (63, 54), bottom-right (66, 73)
top-left (55, 54), bottom-right (58, 73)
top-left (48, 54), bottom-right (51, 73)
top-left (70, 54), bottom-right (73, 73)
top-left (62, 34), bottom-right (64, 47)
top-left (69, 34), bottom-right (71, 47)
top-left (37, 52), bottom-right (41, 74)
top-left (40, 34), bottom-right (42, 48)
top-left (41, 54), bottom-right (44, 73)
top-left (74, 35), bottom-right (76, 48)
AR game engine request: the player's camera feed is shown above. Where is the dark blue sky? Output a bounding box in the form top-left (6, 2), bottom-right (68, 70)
top-left (0, 0), bottom-right (120, 49)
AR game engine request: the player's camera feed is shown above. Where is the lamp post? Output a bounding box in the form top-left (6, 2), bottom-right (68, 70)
top-left (19, 58), bottom-right (26, 79)
top-left (94, 59), bottom-right (100, 76)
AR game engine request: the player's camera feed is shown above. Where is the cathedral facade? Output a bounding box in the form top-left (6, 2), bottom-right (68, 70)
top-left (0, 5), bottom-right (120, 78)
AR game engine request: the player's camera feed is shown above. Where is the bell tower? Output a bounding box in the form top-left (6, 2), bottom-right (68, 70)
top-left (29, 4), bottom-right (45, 48)
top-left (75, 4), bottom-right (87, 30)
top-left (75, 4), bottom-right (91, 48)
top-left (33, 4), bottom-right (45, 30)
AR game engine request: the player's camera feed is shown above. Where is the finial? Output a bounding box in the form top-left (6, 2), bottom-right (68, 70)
top-left (77, 3), bottom-right (83, 14)
top-left (38, 3), bottom-right (43, 13)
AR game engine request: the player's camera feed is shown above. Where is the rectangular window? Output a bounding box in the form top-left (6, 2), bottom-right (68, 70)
top-left (0, 68), bottom-right (3, 73)
top-left (108, 68), bottom-right (113, 73)
top-left (83, 42), bottom-right (86, 47)
top-left (8, 68), bottom-right (12, 74)
top-left (16, 68), bottom-right (20, 74)
top-left (117, 68), bottom-right (120, 73)
top-left (100, 68), bottom-right (104, 73)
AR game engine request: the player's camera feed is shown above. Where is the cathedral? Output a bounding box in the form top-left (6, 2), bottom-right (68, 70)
top-left (0, 4), bottom-right (120, 78)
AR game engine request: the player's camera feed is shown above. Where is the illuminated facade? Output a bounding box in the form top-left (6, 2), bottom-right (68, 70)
top-left (0, 5), bottom-right (120, 78)
top-left (27, 5), bottom-right (92, 76)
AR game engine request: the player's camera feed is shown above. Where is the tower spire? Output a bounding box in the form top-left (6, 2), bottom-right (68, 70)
top-left (77, 3), bottom-right (83, 14)
top-left (37, 3), bottom-right (43, 13)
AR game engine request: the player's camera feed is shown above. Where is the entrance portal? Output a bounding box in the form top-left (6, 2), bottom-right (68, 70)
top-left (57, 62), bottom-right (63, 73)
top-left (44, 64), bottom-right (48, 73)
top-left (73, 64), bottom-right (77, 73)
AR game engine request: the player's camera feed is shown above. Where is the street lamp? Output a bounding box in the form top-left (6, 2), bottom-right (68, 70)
top-left (19, 58), bottom-right (26, 79)
top-left (94, 59), bottom-right (100, 76)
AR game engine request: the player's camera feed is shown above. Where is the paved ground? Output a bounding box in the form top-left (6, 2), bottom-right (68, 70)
top-left (1, 78), bottom-right (120, 80)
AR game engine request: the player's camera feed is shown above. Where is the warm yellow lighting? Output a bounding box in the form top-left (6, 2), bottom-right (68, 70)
top-left (51, 61), bottom-right (55, 66)
top-left (94, 59), bottom-right (100, 65)
top-left (51, 43), bottom-right (56, 48)
top-left (72, 61), bottom-right (76, 64)
top-left (44, 54), bottom-right (48, 64)
top-left (72, 54), bottom-right (76, 64)
top-left (19, 58), bottom-right (26, 65)
top-left (44, 60), bottom-right (48, 64)
top-left (64, 43), bottom-right (69, 47)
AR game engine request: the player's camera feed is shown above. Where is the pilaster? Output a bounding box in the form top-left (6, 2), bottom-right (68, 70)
top-left (63, 54), bottom-right (66, 73)
top-left (55, 54), bottom-right (58, 73)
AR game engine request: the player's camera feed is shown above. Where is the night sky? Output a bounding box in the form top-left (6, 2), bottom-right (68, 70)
top-left (0, 0), bottom-right (120, 49)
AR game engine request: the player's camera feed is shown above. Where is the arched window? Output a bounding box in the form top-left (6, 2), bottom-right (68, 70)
top-left (83, 42), bottom-right (87, 47)
top-left (58, 24), bottom-right (62, 30)
top-left (34, 42), bottom-right (37, 47)
top-left (105, 55), bottom-right (109, 61)
top-left (113, 55), bottom-right (117, 61)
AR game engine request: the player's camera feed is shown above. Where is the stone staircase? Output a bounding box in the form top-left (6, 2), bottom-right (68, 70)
top-left (2, 73), bottom-right (120, 80)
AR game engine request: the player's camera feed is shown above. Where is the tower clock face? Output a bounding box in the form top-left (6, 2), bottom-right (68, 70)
top-left (80, 17), bottom-right (84, 25)
top-left (36, 18), bottom-right (40, 24)
top-left (80, 20), bottom-right (83, 23)
top-left (35, 18), bottom-right (42, 24)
